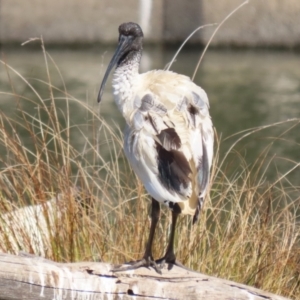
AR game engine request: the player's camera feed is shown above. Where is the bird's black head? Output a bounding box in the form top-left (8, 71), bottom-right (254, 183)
top-left (119, 22), bottom-right (143, 38)
top-left (117, 22), bottom-right (144, 61)
top-left (97, 22), bottom-right (144, 103)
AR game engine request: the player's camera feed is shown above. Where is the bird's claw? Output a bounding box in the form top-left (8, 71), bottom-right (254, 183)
top-left (111, 256), bottom-right (162, 274)
top-left (155, 254), bottom-right (189, 271)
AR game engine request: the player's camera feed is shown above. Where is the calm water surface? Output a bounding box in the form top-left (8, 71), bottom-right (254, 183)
top-left (0, 46), bottom-right (299, 185)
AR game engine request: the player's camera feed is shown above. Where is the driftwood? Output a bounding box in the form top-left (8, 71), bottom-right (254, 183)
top-left (0, 189), bottom-right (90, 257)
top-left (0, 252), bottom-right (291, 300)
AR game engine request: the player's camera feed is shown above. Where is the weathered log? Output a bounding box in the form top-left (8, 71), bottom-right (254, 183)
top-left (0, 252), bottom-right (290, 300)
top-left (0, 189), bottom-right (90, 257)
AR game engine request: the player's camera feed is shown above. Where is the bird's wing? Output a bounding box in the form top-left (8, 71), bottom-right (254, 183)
top-left (130, 71), bottom-right (213, 206)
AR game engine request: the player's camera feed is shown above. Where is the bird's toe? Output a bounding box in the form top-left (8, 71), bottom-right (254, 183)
top-left (111, 257), bottom-right (162, 274)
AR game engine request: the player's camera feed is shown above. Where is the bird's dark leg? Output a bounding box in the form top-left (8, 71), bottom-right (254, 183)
top-left (111, 198), bottom-right (162, 273)
top-left (143, 198), bottom-right (160, 261)
top-left (164, 211), bottom-right (178, 262)
top-left (155, 210), bottom-right (189, 271)
top-left (156, 210), bottom-right (178, 265)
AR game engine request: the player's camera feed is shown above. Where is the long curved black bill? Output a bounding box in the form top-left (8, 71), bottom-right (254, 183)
top-left (97, 35), bottom-right (131, 103)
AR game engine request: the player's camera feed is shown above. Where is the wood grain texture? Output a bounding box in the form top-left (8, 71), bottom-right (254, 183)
top-left (0, 252), bottom-right (290, 300)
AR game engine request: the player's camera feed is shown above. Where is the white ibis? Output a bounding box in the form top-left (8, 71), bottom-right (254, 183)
top-left (98, 22), bottom-right (214, 273)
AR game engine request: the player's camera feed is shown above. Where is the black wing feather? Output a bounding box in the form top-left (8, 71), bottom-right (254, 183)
top-left (155, 141), bottom-right (191, 195)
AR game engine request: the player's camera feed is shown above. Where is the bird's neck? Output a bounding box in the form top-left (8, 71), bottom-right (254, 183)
top-left (112, 51), bottom-right (142, 121)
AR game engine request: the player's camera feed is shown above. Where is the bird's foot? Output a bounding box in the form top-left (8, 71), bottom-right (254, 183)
top-left (111, 256), bottom-right (162, 274)
top-left (155, 252), bottom-right (190, 271)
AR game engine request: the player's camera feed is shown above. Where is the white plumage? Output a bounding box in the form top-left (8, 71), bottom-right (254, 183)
top-left (98, 22), bottom-right (214, 273)
top-left (121, 71), bottom-right (213, 214)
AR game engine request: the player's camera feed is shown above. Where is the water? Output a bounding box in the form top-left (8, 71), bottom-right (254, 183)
top-left (0, 46), bottom-right (299, 185)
